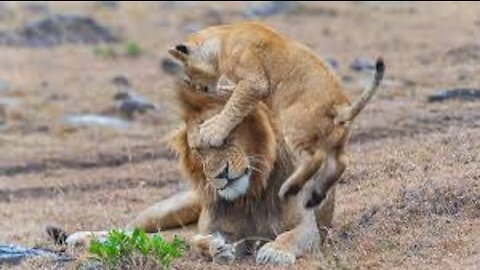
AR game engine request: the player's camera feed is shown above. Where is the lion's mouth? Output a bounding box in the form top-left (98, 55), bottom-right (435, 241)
top-left (218, 167), bottom-right (251, 191)
top-left (216, 167), bottom-right (252, 201)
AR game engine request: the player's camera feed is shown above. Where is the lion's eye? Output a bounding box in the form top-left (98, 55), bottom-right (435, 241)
top-left (203, 86), bottom-right (209, 92)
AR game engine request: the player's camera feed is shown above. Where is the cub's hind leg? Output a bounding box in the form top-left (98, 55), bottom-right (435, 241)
top-left (278, 149), bottom-right (325, 200)
top-left (304, 148), bottom-right (347, 208)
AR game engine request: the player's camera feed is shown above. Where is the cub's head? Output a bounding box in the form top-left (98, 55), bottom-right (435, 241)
top-left (169, 82), bottom-right (277, 202)
top-left (168, 31), bottom-right (220, 91)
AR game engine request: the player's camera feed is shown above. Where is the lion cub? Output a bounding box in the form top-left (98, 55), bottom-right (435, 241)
top-left (169, 22), bottom-right (384, 207)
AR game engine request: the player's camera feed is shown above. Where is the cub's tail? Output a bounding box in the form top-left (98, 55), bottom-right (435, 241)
top-left (335, 58), bottom-right (385, 124)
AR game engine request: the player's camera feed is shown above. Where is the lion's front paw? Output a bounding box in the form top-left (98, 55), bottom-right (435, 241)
top-left (65, 231), bottom-right (109, 247)
top-left (199, 115), bottom-right (230, 147)
top-left (256, 242), bottom-right (296, 265)
top-left (209, 237), bottom-right (235, 264)
top-left (65, 232), bottom-right (91, 247)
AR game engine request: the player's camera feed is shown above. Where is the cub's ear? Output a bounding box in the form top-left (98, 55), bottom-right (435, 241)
top-left (168, 44), bottom-right (190, 62)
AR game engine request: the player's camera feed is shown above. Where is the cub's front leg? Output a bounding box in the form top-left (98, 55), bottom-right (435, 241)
top-left (191, 233), bottom-right (235, 264)
top-left (197, 51), bottom-right (269, 148)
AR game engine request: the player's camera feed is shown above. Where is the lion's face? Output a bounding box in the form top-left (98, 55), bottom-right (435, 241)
top-left (170, 83), bottom-right (277, 203)
top-left (192, 139), bottom-right (252, 201)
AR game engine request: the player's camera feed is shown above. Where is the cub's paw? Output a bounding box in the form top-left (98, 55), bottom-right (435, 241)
top-left (199, 115), bottom-right (229, 147)
top-left (256, 242), bottom-right (296, 265)
top-left (305, 190), bottom-right (327, 208)
top-left (209, 237), bottom-right (235, 264)
top-left (303, 182), bottom-right (327, 208)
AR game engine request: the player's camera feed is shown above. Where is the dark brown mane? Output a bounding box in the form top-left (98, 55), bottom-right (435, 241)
top-left (169, 81), bottom-right (294, 227)
top-left (207, 139), bottom-right (295, 241)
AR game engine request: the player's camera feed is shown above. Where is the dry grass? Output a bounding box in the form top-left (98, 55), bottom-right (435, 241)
top-left (1, 2), bottom-right (479, 269)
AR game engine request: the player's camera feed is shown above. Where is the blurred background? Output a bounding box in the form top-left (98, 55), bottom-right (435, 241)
top-left (0, 1), bottom-right (479, 269)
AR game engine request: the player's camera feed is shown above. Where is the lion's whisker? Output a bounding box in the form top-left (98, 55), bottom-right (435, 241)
top-left (250, 165), bottom-right (268, 176)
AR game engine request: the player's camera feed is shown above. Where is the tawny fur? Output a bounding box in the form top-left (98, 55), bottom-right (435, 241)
top-left (65, 82), bottom-right (335, 266)
top-left (169, 21), bottom-right (384, 207)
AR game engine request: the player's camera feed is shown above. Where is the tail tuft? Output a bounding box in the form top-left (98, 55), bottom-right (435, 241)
top-left (375, 57), bottom-right (385, 83)
top-left (376, 58), bottom-right (385, 73)
top-left (335, 57), bottom-right (385, 124)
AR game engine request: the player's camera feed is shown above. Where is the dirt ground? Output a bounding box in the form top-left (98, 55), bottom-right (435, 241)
top-left (1, 2), bottom-right (479, 269)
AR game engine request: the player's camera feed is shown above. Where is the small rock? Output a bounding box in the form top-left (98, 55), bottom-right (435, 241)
top-left (111, 76), bottom-right (156, 119)
top-left (244, 1), bottom-right (298, 17)
top-left (160, 58), bottom-right (182, 76)
top-left (341, 75), bottom-right (354, 84)
top-left (0, 97), bottom-right (19, 106)
top-left (0, 244), bottom-right (67, 265)
top-left (62, 114), bottom-right (129, 129)
top-left (427, 88), bottom-right (480, 103)
top-left (349, 58), bottom-right (376, 72)
top-left (0, 13), bottom-right (119, 47)
top-left (324, 57), bottom-right (339, 69)
top-left (111, 75), bottom-right (130, 87)
top-left (114, 93), bottom-right (155, 119)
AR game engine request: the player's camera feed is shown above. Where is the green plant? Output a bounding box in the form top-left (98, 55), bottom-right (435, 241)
top-left (87, 229), bottom-right (186, 269)
top-left (125, 40), bottom-right (141, 57)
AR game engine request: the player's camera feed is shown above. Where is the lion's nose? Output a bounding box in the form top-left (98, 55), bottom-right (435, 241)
top-left (215, 163), bottom-right (230, 180)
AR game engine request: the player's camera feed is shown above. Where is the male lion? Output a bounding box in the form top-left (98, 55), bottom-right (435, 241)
top-left (168, 21), bottom-right (384, 208)
top-left (65, 81), bottom-right (335, 266)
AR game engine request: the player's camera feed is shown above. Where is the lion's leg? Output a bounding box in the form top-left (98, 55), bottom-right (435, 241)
top-left (305, 149), bottom-right (347, 208)
top-left (128, 190), bottom-right (201, 232)
top-left (66, 191), bottom-right (201, 246)
top-left (278, 149), bottom-right (326, 199)
top-left (65, 231), bottom-right (110, 247)
top-left (191, 233), bottom-right (235, 264)
top-left (256, 212), bottom-right (319, 265)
